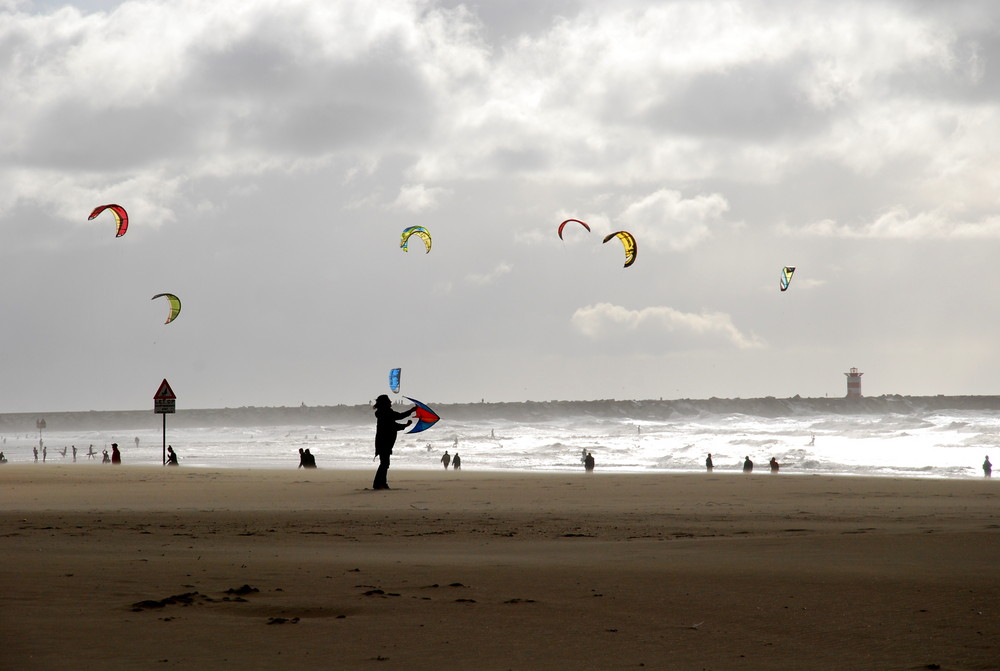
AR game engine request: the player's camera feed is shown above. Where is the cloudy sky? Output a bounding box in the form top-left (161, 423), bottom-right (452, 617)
top-left (2, 0), bottom-right (1000, 412)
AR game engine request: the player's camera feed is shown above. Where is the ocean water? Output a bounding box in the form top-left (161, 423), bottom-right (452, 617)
top-left (3, 403), bottom-right (997, 479)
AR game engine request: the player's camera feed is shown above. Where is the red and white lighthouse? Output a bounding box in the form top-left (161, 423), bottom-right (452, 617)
top-left (845, 367), bottom-right (863, 398)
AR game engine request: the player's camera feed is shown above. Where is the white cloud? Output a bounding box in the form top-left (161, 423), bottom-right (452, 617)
top-left (617, 188), bottom-right (731, 250)
top-left (796, 206), bottom-right (1000, 239)
top-left (389, 183), bottom-right (450, 213)
top-left (0, 165), bottom-right (182, 226)
top-left (572, 303), bottom-right (764, 350)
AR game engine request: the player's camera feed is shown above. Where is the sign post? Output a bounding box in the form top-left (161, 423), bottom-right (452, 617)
top-left (153, 379), bottom-right (176, 465)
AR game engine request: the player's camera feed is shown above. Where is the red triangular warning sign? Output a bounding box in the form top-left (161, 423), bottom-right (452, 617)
top-left (154, 379), bottom-right (176, 400)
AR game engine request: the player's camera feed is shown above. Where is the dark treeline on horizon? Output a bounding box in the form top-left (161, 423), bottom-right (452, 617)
top-left (3, 394), bottom-right (1000, 433)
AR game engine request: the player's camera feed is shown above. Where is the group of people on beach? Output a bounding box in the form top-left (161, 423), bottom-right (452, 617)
top-left (3, 442), bottom-right (181, 466)
top-left (6, 441), bottom-right (138, 464)
top-left (703, 453), bottom-right (780, 473)
top-left (704, 453), bottom-right (995, 477)
top-left (4, 405), bottom-right (996, 483)
top-left (439, 450), bottom-right (461, 470)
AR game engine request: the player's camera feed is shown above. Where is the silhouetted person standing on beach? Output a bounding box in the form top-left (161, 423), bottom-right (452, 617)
top-left (372, 394), bottom-right (415, 490)
top-left (453, 453), bottom-right (461, 470)
top-left (110, 443), bottom-right (121, 465)
top-left (706, 453), bottom-right (713, 472)
top-left (584, 452), bottom-right (595, 472)
top-left (769, 457), bottom-right (780, 473)
top-left (166, 446), bottom-right (179, 466)
top-left (743, 456), bottom-right (753, 473)
top-left (441, 451), bottom-right (451, 469)
top-left (984, 456), bottom-right (992, 478)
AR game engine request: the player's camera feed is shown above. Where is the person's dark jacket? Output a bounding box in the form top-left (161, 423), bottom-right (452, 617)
top-left (375, 407), bottom-right (412, 455)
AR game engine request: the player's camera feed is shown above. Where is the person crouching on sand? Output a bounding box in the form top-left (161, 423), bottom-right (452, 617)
top-left (372, 394), bottom-right (415, 491)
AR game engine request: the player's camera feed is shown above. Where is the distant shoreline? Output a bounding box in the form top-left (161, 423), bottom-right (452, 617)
top-left (4, 394), bottom-right (1000, 432)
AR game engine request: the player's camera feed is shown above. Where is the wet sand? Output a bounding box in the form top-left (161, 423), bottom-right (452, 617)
top-left (1, 465), bottom-right (998, 670)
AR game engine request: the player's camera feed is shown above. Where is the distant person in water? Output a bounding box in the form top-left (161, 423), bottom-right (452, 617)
top-left (984, 456), bottom-right (992, 478)
top-left (808, 434), bottom-right (815, 446)
top-left (72, 445), bottom-right (77, 462)
top-left (584, 452), bottom-right (595, 472)
top-left (769, 457), bottom-right (780, 473)
top-left (441, 451), bottom-right (451, 469)
top-left (705, 453), bottom-right (713, 472)
top-left (453, 453), bottom-right (461, 470)
top-left (87, 445), bottom-right (96, 460)
top-left (743, 456), bottom-right (753, 473)
top-left (110, 443), bottom-right (121, 465)
top-left (166, 445), bottom-right (179, 466)
top-left (33, 446), bottom-right (38, 462)
top-left (372, 394), bottom-right (415, 490)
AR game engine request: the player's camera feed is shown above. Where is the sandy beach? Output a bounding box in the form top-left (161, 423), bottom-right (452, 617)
top-left (1, 466), bottom-right (998, 670)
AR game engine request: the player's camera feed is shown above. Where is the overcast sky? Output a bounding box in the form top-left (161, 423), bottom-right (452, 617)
top-left (2, 0), bottom-right (1000, 412)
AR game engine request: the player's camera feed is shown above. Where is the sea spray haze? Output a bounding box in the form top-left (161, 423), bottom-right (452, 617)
top-left (1, 397), bottom-right (998, 478)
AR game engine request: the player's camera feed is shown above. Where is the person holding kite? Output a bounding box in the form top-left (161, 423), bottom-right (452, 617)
top-left (372, 394), bottom-right (416, 490)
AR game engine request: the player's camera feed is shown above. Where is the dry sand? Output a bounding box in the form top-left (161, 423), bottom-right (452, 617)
top-left (1, 465), bottom-right (998, 670)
